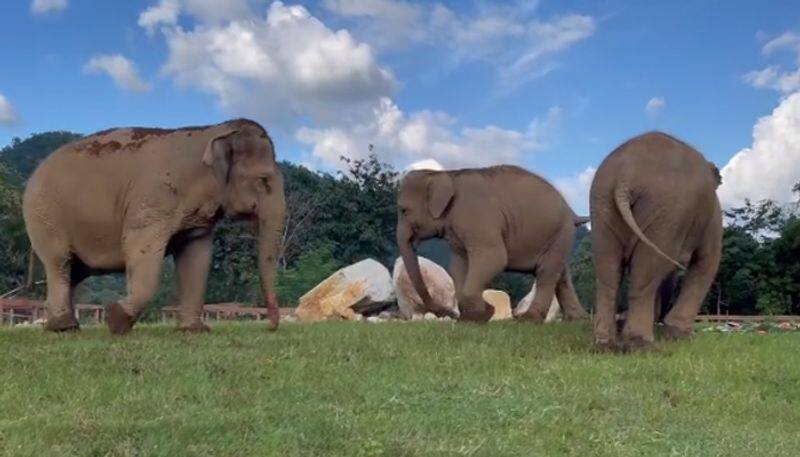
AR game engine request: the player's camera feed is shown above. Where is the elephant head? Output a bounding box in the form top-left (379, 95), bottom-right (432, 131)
top-left (396, 170), bottom-right (454, 313)
top-left (203, 120), bottom-right (286, 329)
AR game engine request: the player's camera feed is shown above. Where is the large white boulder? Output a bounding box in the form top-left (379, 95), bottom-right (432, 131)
top-left (392, 256), bottom-right (459, 319)
top-left (295, 259), bottom-right (395, 322)
top-left (513, 282), bottom-right (562, 322)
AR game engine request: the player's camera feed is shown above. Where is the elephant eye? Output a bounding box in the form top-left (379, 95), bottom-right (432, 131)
top-left (260, 177), bottom-right (271, 192)
top-left (399, 207), bottom-right (408, 215)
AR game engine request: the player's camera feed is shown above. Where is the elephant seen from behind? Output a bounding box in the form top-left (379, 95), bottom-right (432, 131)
top-left (23, 118), bottom-right (286, 335)
top-left (396, 165), bottom-right (590, 323)
top-left (590, 131), bottom-right (722, 351)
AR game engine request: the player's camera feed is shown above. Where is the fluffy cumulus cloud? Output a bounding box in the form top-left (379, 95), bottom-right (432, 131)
top-left (297, 97), bottom-right (563, 169)
top-left (0, 93), bottom-right (21, 126)
top-left (84, 54), bottom-right (153, 92)
top-left (718, 92), bottom-right (800, 208)
top-left (324, 0), bottom-right (595, 88)
top-left (645, 96), bottom-right (665, 118)
top-left (133, 0), bottom-right (575, 171)
top-left (553, 166), bottom-right (596, 215)
top-left (744, 32), bottom-right (800, 94)
top-left (152, 1), bottom-right (395, 123)
top-left (138, 0), bottom-right (252, 34)
top-left (323, 0), bottom-right (425, 50)
top-left (31, 0), bottom-right (67, 14)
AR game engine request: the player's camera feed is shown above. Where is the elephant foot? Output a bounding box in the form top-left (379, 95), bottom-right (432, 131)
top-left (44, 313), bottom-right (80, 332)
top-left (459, 305), bottom-right (494, 323)
top-left (563, 309), bottom-right (590, 322)
top-left (266, 307), bottom-right (280, 332)
top-left (661, 324), bottom-right (693, 341)
top-left (431, 305), bottom-right (459, 320)
top-left (107, 303), bottom-right (136, 336)
top-left (514, 308), bottom-right (546, 324)
top-left (591, 339), bottom-right (620, 353)
top-left (619, 335), bottom-right (656, 353)
top-left (178, 322), bottom-right (211, 333)
top-left (266, 293), bottom-right (280, 332)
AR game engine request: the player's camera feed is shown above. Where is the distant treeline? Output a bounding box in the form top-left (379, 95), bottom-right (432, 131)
top-left (1, 132), bottom-right (798, 315)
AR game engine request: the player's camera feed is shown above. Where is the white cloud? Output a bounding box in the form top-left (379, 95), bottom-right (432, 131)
top-left (31, 0), bottom-right (67, 14)
top-left (405, 158), bottom-right (445, 172)
top-left (324, 1), bottom-right (594, 88)
top-left (744, 31), bottom-right (800, 94)
top-left (718, 92), bottom-right (800, 208)
top-left (296, 97), bottom-right (562, 170)
top-left (135, 1), bottom-right (571, 171)
top-left (323, 0), bottom-right (425, 50)
top-left (498, 14), bottom-right (595, 89)
top-left (139, 0), bottom-right (180, 34)
top-left (84, 54), bottom-right (153, 93)
top-left (0, 93), bottom-right (21, 126)
top-left (553, 166), bottom-right (595, 216)
top-left (154, 1), bottom-right (394, 123)
top-left (139, 0), bottom-right (252, 34)
top-left (645, 96), bottom-right (665, 118)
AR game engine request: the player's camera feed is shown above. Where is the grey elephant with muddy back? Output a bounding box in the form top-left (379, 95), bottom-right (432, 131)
top-left (396, 165), bottom-right (590, 323)
top-left (23, 119), bottom-right (286, 335)
top-left (590, 131), bottom-right (722, 351)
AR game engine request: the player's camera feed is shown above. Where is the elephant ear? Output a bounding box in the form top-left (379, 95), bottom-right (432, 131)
top-left (427, 173), bottom-right (454, 219)
top-left (202, 129), bottom-right (239, 183)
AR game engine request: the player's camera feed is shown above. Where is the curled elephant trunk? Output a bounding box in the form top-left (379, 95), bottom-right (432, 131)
top-left (397, 221), bottom-right (436, 311)
top-left (257, 174), bottom-right (286, 331)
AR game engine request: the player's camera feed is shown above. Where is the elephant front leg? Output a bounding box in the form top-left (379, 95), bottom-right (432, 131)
top-left (175, 233), bottom-right (213, 333)
top-left (456, 246), bottom-right (506, 323)
top-left (108, 232), bottom-right (167, 335)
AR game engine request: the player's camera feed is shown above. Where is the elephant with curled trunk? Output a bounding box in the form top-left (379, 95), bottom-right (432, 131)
top-left (396, 165), bottom-right (590, 323)
top-left (590, 131), bottom-right (722, 352)
top-left (23, 119), bottom-right (286, 335)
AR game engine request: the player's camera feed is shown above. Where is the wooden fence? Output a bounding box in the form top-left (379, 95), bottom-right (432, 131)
top-left (2, 297), bottom-right (800, 326)
top-left (0, 298), bottom-right (291, 325)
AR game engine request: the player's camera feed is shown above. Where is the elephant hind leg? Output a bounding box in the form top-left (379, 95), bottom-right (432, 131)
top-left (622, 249), bottom-right (677, 351)
top-left (663, 235), bottom-right (722, 340)
top-left (555, 266), bottom-right (589, 321)
top-left (591, 234), bottom-right (624, 350)
top-left (41, 254), bottom-right (79, 332)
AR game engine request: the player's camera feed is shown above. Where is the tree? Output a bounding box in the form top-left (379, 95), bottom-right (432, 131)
top-left (570, 230), bottom-right (595, 311)
top-left (276, 245), bottom-right (341, 306)
top-left (0, 163), bottom-right (29, 293)
top-left (0, 131), bottom-right (83, 180)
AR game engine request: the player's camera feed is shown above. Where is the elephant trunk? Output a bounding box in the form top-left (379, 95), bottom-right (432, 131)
top-left (257, 173), bottom-right (286, 331)
top-left (397, 221), bottom-right (435, 310)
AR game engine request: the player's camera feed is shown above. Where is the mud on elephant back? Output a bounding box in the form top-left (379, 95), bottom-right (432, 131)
top-left (23, 119), bottom-right (287, 335)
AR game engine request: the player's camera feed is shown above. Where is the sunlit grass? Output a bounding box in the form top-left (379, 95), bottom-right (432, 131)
top-left (1, 321), bottom-right (798, 456)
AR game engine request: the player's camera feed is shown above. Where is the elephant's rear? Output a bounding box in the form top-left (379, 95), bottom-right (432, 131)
top-left (591, 131), bottom-right (721, 260)
top-left (23, 135), bottom-right (129, 268)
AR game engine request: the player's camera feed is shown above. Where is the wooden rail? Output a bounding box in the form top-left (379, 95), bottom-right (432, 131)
top-left (0, 298), bottom-right (292, 325)
top-left (2, 298), bottom-right (799, 326)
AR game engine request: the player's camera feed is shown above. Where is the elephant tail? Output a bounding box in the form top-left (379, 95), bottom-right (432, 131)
top-left (614, 185), bottom-right (686, 271)
top-left (574, 216), bottom-right (590, 226)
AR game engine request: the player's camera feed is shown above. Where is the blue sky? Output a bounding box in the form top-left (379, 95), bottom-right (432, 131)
top-left (1, 0), bottom-right (799, 214)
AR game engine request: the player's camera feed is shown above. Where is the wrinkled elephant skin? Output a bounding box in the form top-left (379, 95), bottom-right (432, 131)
top-left (23, 119), bottom-right (286, 335)
top-left (396, 165), bottom-right (590, 325)
top-left (590, 132), bottom-right (722, 352)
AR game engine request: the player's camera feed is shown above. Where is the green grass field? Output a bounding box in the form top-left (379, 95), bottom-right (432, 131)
top-left (1, 321), bottom-right (798, 457)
